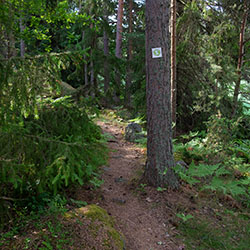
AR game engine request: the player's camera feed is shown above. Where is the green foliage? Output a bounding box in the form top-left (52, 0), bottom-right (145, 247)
top-left (0, 52), bottom-right (86, 124)
top-left (0, 97), bottom-right (106, 201)
top-left (0, 200), bottom-right (72, 250)
top-left (176, 213), bottom-right (194, 222)
top-left (174, 111), bottom-right (250, 205)
top-left (174, 144), bottom-right (250, 205)
top-left (156, 187), bottom-right (167, 192)
top-left (178, 215), bottom-right (250, 250)
top-left (229, 139), bottom-right (250, 162)
top-left (137, 183), bottom-right (147, 193)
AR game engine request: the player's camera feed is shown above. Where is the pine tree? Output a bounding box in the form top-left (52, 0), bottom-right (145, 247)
top-left (144, 0), bottom-right (179, 188)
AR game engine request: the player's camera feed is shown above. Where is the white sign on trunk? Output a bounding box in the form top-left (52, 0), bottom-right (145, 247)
top-left (152, 47), bottom-right (162, 58)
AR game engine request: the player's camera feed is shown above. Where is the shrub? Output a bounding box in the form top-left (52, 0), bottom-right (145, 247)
top-left (0, 97), bottom-right (106, 199)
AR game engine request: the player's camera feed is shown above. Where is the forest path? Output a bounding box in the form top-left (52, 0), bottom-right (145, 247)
top-left (95, 120), bottom-right (180, 250)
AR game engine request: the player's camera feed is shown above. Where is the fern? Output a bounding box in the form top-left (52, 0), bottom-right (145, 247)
top-left (175, 162), bottom-right (249, 199)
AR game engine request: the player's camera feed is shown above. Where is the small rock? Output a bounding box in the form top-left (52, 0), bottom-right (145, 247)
top-left (178, 245), bottom-right (185, 250)
top-left (146, 197), bottom-right (153, 203)
top-left (111, 198), bottom-right (126, 204)
top-left (103, 167), bottom-right (110, 171)
top-left (124, 123), bottom-right (144, 142)
top-left (114, 176), bottom-right (127, 183)
top-left (112, 155), bottom-right (122, 159)
top-left (108, 139), bottom-right (118, 143)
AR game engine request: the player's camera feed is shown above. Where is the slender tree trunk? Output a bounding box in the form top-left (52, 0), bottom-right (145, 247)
top-left (232, 0), bottom-right (248, 117)
top-left (79, 2), bottom-right (89, 88)
top-left (103, 17), bottom-right (110, 94)
top-left (125, 0), bottom-right (133, 107)
top-left (114, 0), bottom-right (124, 103)
top-left (115, 0), bottom-right (124, 59)
top-left (84, 60), bottom-right (88, 86)
top-left (90, 23), bottom-right (95, 97)
top-left (20, 16), bottom-right (25, 57)
top-left (6, 3), bottom-right (16, 59)
top-left (171, 0), bottom-right (177, 137)
top-left (79, 0), bottom-right (82, 12)
top-left (144, 0), bottom-right (179, 188)
top-left (8, 32), bottom-right (16, 58)
top-left (90, 57), bottom-right (95, 97)
top-left (82, 30), bottom-right (88, 87)
top-left (79, 0), bottom-right (89, 88)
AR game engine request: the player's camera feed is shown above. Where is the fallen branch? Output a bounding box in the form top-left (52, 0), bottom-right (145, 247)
top-left (0, 196), bottom-right (26, 202)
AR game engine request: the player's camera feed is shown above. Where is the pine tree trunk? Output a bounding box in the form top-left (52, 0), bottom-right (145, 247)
top-left (115, 0), bottom-right (124, 59)
top-left (103, 17), bottom-right (110, 94)
top-left (8, 32), bottom-right (16, 58)
top-left (90, 57), bottom-right (95, 97)
top-left (171, 0), bottom-right (177, 137)
top-left (82, 30), bottom-right (88, 87)
top-left (125, 0), bottom-right (133, 108)
top-left (145, 0), bottom-right (179, 189)
top-left (114, 0), bottom-right (124, 104)
top-left (6, 5), bottom-right (16, 59)
top-left (20, 16), bottom-right (25, 57)
top-left (232, 0), bottom-right (248, 117)
top-left (90, 23), bottom-right (96, 97)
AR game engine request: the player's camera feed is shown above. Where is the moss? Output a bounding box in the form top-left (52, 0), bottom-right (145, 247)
top-left (174, 151), bottom-right (184, 162)
top-left (77, 205), bottom-right (114, 226)
top-left (107, 228), bottom-right (125, 250)
top-left (65, 205), bottom-right (125, 250)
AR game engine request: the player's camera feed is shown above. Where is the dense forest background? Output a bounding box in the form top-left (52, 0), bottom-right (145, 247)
top-left (1, 0), bottom-right (249, 124)
top-left (0, 0), bottom-right (249, 248)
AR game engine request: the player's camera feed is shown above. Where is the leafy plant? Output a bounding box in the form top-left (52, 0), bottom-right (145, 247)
top-left (176, 213), bottom-right (194, 222)
top-left (137, 183), bottom-right (147, 193)
top-left (157, 187), bottom-right (167, 192)
top-left (178, 215), bottom-right (250, 250)
top-left (0, 96), bottom-right (107, 226)
top-left (174, 161), bottom-right (250, 203)
top-left (0, 205), bottom-right (73, 250)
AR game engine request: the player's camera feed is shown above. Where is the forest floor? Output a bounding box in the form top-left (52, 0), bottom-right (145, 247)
top-left (74, 119), bottom-right (181, 249)
top-left (97, 120), bottom-right (181, 249)
top-left (73, 115), bottom-right (194, 250)
top-left (73, 112), bottom-right (250, 250)
top-left (2, 111), bottom-right (249, 250)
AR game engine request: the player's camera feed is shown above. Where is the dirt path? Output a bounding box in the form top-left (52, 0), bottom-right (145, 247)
top-left (95, 121), bottom-right (181, 250)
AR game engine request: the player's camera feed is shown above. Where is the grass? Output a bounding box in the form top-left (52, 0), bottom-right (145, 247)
top-left (0, 207), bottom-right (73, 250)
top-left (177, 207), bottom-right (250, 250)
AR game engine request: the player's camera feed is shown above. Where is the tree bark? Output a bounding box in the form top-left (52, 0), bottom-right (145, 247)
top-left (82, 31), bottom-right (89, 86)
top-left (232, 0), bottom-right (248, 117)
top-left (145, 0), bottom-right (179, 188)
top-left (90, 56), bottom-right (95, 97)
top-left (20, 16), bottom-right (25, 57)
top-left (171, 0), bottom-right (177, 137)
top-left (90, 23), bottom-right (96, 97)
top-left (125, 0), bottom-right (133, 108)
top-left (115, 0), bottom-right (124, 59)
top-left (103, 16), bottom-right (110, 94)
top-left (114, 0), bottom-right (124, 103)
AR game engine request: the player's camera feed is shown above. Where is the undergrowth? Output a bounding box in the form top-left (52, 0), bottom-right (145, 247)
top-left (173, 114), bottom-right (250, 207)
top-left (177, 211), bottom-right (250, 250)
top-left (172, 114), bottom-right (250, 249)
top-left (0, 97), bottom-right (107, 227)
top-left (0, 196), bottom-right (73, 250)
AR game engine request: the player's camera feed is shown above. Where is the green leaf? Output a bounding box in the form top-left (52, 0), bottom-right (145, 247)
top-left (215, 166), bottom-right (231, 177)
top-left (188, 163), bottom-right (220, 177)
top-left (52, 174), bottom-right (61, 185)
